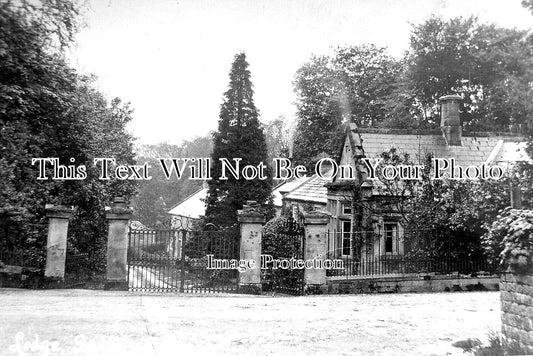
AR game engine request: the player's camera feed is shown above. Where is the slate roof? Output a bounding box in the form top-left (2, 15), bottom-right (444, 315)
top-left (272, 177), bottom-right (310, 207)
top-left (358, 129), bottom-right (526, 167)
top-left (283, 174), bottom-right (329, 204)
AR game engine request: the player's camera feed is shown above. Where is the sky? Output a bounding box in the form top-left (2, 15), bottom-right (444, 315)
top-left (68, 0), bottom-right (533, 145)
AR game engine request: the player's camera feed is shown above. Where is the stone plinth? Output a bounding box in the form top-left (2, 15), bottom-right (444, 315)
top-left (105, 197), bottom-right (132, 290)
top-left (45, 204), bottom-right (74, 279)
top-left (237, 201), bottom-right (265, 293)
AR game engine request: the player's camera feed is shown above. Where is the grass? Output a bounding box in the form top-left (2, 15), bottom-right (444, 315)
top-left (453, 331), bottom-right (532, 356)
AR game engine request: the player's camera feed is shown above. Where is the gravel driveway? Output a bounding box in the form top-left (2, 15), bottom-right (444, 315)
top-left (0, 289), bottom-right (500, 356)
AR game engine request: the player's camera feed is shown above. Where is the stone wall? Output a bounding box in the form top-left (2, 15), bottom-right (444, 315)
top-left (0, 265), bottom-right (43, 288)
top-left (500, 272), bottom-right (533, 353)
top-left (327, 275), bottom-right (499, 294)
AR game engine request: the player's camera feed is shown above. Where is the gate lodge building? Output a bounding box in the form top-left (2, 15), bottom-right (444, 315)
top-left (278, 95), bottom-right (528, 265)
top-left (169, 95), bottom-right (528, 267)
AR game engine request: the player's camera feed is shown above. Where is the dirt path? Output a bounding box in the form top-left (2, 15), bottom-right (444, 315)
top-left (0, 289), bottom-right (499, 356)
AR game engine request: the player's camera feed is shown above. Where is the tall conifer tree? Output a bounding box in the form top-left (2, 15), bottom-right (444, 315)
top-left (205, 53), bottom-right (273, 226)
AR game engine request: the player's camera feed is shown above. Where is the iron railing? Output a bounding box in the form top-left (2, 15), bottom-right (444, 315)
top-left (127, 226), bottom-right (241, 293)
top-left (326, 254), bottom-right (496, 277)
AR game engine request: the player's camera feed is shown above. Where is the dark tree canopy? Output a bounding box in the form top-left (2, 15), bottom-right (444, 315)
top-left (0, 1), bottom-right (137, 271)
top-left (406, 16), bottom-right (533, 131)
top-left (205, 53), bottom-right (273, 226)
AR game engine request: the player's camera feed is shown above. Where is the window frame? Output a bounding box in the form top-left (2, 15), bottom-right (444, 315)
top-left (341, 220), bottom-right (351, 256)
top-left (341, 203), bottom-right (352, 216)
top-left (383, 222), bottom-right (398, 254)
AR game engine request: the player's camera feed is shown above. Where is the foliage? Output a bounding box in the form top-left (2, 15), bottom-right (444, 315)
top-left (406, 16), bottom-right (533, 131)
top-left (365, 151), bottom-right (513, 261)
top-left (292, 55), bottom-right (344, 171)
top-left (262, 116), bottom-right (291, 169)
top-left (292, 16), bottom-right (533, 141)
top-left (292, 45), bottom-right (403, 170)
top-left (465, 331), bottom-right (530, 356)
top-left (205, 53), bottom-right (273, 227)
top-left (261, 215), bottom-right (303, 292)
top-left (332, 45), bottom-right (404, 127)
top-left (482, 208), bottom-right (533, 273)
top-left (0, 1), bottom-right (137, 274)
top-left (405, 176), bottom-right (511, 261)
top-left (132, 136), bottom-right (213, 228)
top-left (262, 215), bottom-right (302, 258)
top-left (371, 148), bottom-right (420, 213)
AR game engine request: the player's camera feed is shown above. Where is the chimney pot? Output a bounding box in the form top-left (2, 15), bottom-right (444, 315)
top-left (439, 95), bottom-right (462, 146)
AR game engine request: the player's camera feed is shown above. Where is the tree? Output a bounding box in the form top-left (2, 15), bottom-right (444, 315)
top-left (292, 55), bottom-right (344, 171)
top-left (131, 136), bottom-right (213, 228)
top-left (262, 116), bottom-right (291, 171)
top-left (332, 44), bottom-right (403, 127)
top-left (292, 46), bottom-right (404, 171)
top-left (406, 16), bottom-right (533, 131)
top-left (205, 53), bottom-right (273, 227)
top-left (482, 208), bottom-right (533, 273)
top-left (404, 174), bottom-right (513, 261)
top-left (0, 1), bottom-right (137, 273)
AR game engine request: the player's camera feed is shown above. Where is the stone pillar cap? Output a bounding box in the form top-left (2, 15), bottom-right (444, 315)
top-left (303, 210), bottom-right (331, 224)
top-left (45, 204), bottom-right (74, 218)
top-left (237, 201), bottom-right (266, 223)
top-left (105, 197), bottom-right (133, 219)
top-left (439, 94), bottom-right (462, 102)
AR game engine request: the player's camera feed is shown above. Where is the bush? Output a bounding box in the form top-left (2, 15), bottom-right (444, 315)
top-left (481, 208), bottom-right (533, 274)
top-left (261, 215), bottom-right (303, 292)
top-left (262, 216), bottom-right (302, 258)
top-left (462, 332), bottom-right (531, 355)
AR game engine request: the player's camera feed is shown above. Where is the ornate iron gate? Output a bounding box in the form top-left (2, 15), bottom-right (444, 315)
top-left (261, 218), bottom-right (305, 295)
top-left (127, 225), bottom-right (240, 293)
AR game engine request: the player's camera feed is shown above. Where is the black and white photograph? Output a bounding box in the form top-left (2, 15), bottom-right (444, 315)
top-left (1, 0), bottom-right (533, 355)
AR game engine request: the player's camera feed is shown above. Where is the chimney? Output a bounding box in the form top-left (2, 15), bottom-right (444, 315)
top-left (439, 95), bottom-right (462, 146)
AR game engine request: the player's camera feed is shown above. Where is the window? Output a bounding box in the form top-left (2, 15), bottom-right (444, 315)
top-left (384, 223), bottom-right (397, 253)
top-left (342, 204), bottom-right (352, 215)
top-left (342, 220), bottom-right (351, 256)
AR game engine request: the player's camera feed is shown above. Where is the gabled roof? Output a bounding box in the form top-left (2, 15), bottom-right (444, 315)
top-left (272, 177), bottom-right (310, 207)
top-left (168, 187), bottom-right (207, 219)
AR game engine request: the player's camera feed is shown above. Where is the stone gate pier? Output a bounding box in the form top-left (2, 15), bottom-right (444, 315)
top-left (237, 201), bottom-right (265, 294)
top-left (105, 197), bottom-right (132, 290)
